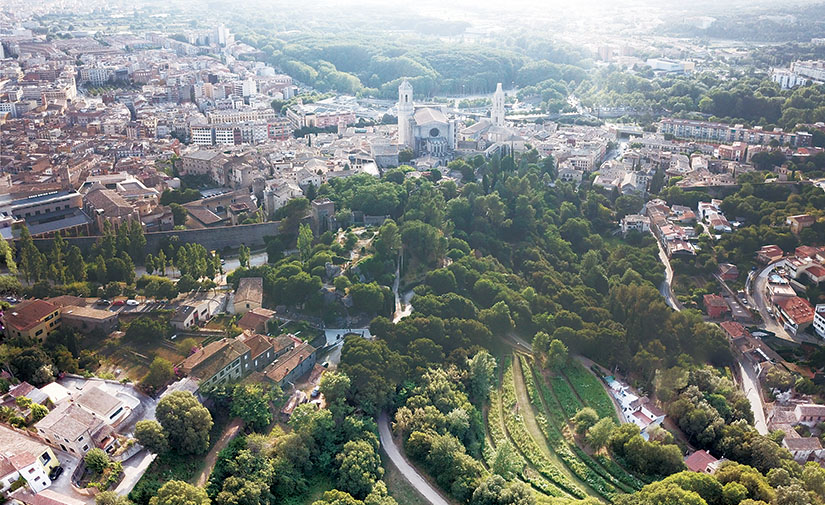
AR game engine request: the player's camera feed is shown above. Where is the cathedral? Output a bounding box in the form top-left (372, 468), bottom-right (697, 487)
top-left (458, 82), bottom-right (522, 151)
top-left (397, 80), bottom-right (457, 159)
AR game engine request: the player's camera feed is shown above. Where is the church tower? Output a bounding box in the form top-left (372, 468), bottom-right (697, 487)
top-left (492, 82), bottom-right (505, 127)
top-left (397, 80), bottom-right (414, 148)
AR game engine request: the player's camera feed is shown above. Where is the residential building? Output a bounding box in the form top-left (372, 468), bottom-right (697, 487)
top-left (34, 401), bottom-right (116, 455)
top-left (757, 245), bottom-right (784, 264)
top-left (684, 450), bottom-right (720, 474)
top-left (606, 378), bottom-right (665, 440)
top-left (170, 295), bottom-right (221, 330)
top-left (72, 386), bottom-right (127, 426)
top-left (3, 300), bottom-right (60, 341)
top-left (237, 307), bottom-right (276, 334)
top-left (775, 296), bottom-right (815, 336)
top-left (263, 340), bottom-right (317, 390)
top-left (0, 425), bottom-right (59, 495)
top-left (233, 277), bottom-right (263, 314)
top-left (620, 214), bottom-right (650, 235)
top-left (717, 263), bottom-right (739, 282)
top-left (787, 214), bottom-right (816, 235)
top-left (59, 306), bottom-right (118, 334)
top-left (703, 294), bottom-right (730, 319)
top-left (659, 118), bottom-right (812, 148)
top-left (179, 338), bottom-right (252, 389)
top-left (814, 304), bottom-right (825, 340)
top-left (9, 488), bottom-right (86, 505)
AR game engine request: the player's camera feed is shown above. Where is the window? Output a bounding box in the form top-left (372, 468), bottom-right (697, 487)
top-left (77, 436), bottom-right (84, 442)
top-left (35, 329), bottom-right (43, 336)
top-left (82, 445), bottom-right (88, 451)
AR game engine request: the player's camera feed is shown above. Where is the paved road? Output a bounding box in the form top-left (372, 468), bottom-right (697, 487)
top-left (739, 362), bottom-right (768, 435)
top-left (748, 260), bottom-right (820, 344)
top-left (378, 413), bottom-right (450, 505)
top-left (115, 450), bottom-right (156, 496)
top-left (653, 231), bottom-right (680, 311)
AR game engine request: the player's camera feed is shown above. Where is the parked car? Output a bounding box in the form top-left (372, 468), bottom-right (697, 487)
top-left (96, 299), bottom-right (111, 306)
top-left (112, 300), bottom-right (125, 307)
top-left (310, 387), bottom-right (320, 398)
top-left (126, 299), bottom-right (139, 306)
top-left (49, 466), bottom-right (63, 480)
top-left (321, 361), bottom-right (329, 368)
top-left (5, 296), bottom-right (17, 304)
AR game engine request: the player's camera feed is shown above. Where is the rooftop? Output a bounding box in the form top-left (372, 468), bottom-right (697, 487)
top-left (74, 385), bottom-right (121, 417)
top-left (684, 450), bottom-right (718, 473)
top-left (237, 308), bottom-right (275, 332)
top-left (777, 296), bottom-right (815, 325)
top-left (264, 341), bottom-right (315, 384)
top-left (181, 338), bottom-right (250, 380)
top-left (4, 299), bottom-right (58, 332)
top-left (236, 277), bottom-right (263, 305)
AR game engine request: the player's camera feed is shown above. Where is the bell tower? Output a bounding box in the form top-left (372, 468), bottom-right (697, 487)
top-left (397, 80), bottom-right (414, 148)
top-left (492, 82), bottom-right (505, 127)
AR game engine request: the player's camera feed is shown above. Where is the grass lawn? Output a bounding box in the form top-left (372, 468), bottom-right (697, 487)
top-left (93, 331), bottom-right (209, 381)
top-left (379, 447), bottom-right (429, 505)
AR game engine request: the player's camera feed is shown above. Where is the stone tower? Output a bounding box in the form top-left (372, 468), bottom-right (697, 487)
top-left (492, 82), bottom-right (505, 127)
top-left (397, 80), bottom-right (414, 148)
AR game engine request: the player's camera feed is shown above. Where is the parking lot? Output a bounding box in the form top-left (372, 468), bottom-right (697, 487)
top-left (725, 295), bottom-right (751, 321)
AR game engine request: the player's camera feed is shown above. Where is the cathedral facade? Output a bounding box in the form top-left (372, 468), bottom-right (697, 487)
top-left (397, 80), bottom-right (457, 159)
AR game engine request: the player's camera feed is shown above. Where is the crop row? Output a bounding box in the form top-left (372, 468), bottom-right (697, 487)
top-left (501, 360), bottom-right (586, 499)
top-left (529, 358), bottom-right (645, 494)
top-left (549, 375), bottom-right (583, 420)
top-left (489, 368), bottom-right (562, 497)
top-left (563, 361), bottom-right (619, 423)
top-left (517, 356), bottom-right (619, 501)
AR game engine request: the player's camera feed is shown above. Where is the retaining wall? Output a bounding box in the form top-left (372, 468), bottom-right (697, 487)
top-left (29, 221), bottom-right (281, 255)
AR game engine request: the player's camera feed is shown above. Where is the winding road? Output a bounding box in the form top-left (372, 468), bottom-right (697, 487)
top-left (378, 413), bottom-right (451, 505)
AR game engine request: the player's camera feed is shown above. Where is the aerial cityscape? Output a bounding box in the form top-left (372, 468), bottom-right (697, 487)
top-left (2, 1), bottom-right (825, 505)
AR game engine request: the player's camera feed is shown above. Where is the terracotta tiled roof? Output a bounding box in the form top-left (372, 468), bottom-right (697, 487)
top-left (4, 299), bottom-right (58, 332)
top-left (684, 450), bottom-right (717, 472)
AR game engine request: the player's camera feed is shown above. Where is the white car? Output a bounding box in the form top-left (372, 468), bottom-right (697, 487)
top-left (125, 299), bottom-right (139, 306)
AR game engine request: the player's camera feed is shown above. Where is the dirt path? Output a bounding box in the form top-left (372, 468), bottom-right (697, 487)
top-left (195, 417), bottom-right (244, 486)
top-left (511, 354), bottom-right (594, 495)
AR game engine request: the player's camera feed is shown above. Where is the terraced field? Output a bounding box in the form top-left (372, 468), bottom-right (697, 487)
top-left (484, 352), bottom-right (646, 503)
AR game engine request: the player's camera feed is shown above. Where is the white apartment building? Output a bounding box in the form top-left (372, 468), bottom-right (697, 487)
top-left (814, 304), bottom-right (825, 340)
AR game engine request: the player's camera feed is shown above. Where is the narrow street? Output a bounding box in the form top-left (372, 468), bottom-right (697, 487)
top-left (653, 231), bottom-right (680, 312)
top-left (739, 363), bottom-right (768, 435)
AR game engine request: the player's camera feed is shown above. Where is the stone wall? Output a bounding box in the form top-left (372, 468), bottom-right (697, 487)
top-left (29, 221), bottom-right (281, 255)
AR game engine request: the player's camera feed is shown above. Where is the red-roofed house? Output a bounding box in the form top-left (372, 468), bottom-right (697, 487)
top-left (703, 294), bottom-right (730, 319)
top-left (757, 245), bottom-right (784, 264)
top-left (776, 296), bottom-right (815, 335)
top-left (719, 321), bottom-right (749, 341)
top-left (2, 300), bottom-right (60, 341)
top-left (804, 264), bottom-right (825, 284)
top-left (796, 245), bottom-right (819, 260)
top-left (236, 308), bottom-right (275, 334)
top-left (684, 450), bottom-right (719, 473)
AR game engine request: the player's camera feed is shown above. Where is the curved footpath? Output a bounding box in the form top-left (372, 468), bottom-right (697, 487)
top-left (378, 412), bottom-right (451, 505)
